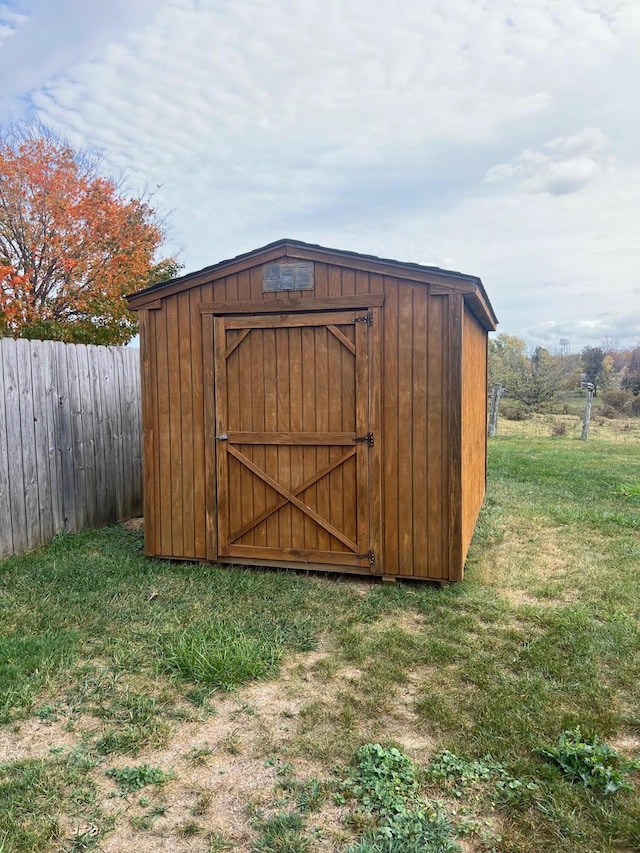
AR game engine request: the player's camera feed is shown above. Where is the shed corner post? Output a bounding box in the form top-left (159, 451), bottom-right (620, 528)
top-left (202, 312), bottom-right (218, 561)
top-left (137, 307), bottom-right (157, 557)
top-left (447, 293), bottom-right (464, 581)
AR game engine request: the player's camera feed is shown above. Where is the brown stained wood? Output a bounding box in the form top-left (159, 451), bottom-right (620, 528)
top-left (427, 295), bottom-right (445, 578)
top-left (225, 332), bottom-right (244, 550)
top-left (230, 448), bottom-right (356, 544)
top-left (227, 545), bottom-right (363, 567)
top-left (411, 287), bottom-right (428, 577)
top-left (397, 288), bottom-right (414, 576)
top-left (461, 306), bottom-right (488, 561)
top-left (190, 285), bottom-right (207, 558)
top-left (368, 306), bottom-right (383, 573)
top-left (327, 264), bottom-right (341, 297)
top-left (133, 243), bottom-right (493, 581)
top-left (354, 319), bottom-right (370, 567)
top-left (447, 294), bottom-right (464, 581)
top-left (341, 266), bottom-right (355, 296)
top-left (275, 322), bottom-right (292, 546)
top-left (165, 297), bottom-right (183, 555)
top-left (250, 326), bottom-right (267, 547)
top-left (223, 310), bottom-right (363, 331)
top-left (355, 269), bottom-right (370, 296)
top-left (315, 326), bottom-right (330, 552)
top-left (314, 262), bottom-right (328, 299)
top-left (148, 304), bottom-right (162, 554)
top-left (227, 445), bottom-right (357, 552)
top-left (263, 327), bottom-right (278, 545)
top-left (327, 325), bottom-right (356, 354)
top-left (178, 291), bottom-right (195, 558)
top-left (200, 294), bottom-right (385, 314)
top-left (155, 310), bottom-right (173, 554)
top-left (226, 431), bottom-right (357, 445)
top-left (213, 316), bottom-right (229, 555)
top-left (289, 326), bottom-right (304, 549)
top-left (301, 326), bottom-right (317, 549)
top-left (382, 277), bottom-right (399, 573)
top-left (225, 328), bottom-right (251, 359)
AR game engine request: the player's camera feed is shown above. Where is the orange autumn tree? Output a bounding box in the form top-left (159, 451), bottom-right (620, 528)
top-left (0, 129), bottom-right (180, 345)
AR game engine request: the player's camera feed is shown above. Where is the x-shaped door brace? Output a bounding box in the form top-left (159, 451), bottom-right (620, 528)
top-left (226, 444), bottom-right (358, 552)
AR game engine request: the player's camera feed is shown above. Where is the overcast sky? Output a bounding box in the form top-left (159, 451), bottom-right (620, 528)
top-left (1, 0), bottom-right (639, 350)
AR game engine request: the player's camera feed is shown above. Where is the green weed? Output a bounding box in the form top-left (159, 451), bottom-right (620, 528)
top-left (105, 763), bottom-right (172, 794)
top-left (536, 728), bottom-right (640, 794)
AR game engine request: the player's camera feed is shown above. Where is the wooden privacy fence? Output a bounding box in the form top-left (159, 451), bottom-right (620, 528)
top-left (0, 338), bottom-right (142, 558)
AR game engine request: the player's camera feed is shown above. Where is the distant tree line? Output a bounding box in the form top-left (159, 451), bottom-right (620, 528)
top-left (489, 334), bottom-right (640, 414)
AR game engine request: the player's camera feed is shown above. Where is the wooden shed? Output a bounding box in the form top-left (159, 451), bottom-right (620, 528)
top-left (126, 239), bottom-right (497, 582)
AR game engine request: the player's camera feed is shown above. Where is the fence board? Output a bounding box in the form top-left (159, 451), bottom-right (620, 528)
top-left (0, 338), bottom-right (142, 557)
top-left (0, 342), bottom-right (12, 558)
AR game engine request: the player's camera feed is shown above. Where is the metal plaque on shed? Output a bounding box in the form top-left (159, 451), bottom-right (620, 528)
top-left (262, 262), bottom-right (314, 292)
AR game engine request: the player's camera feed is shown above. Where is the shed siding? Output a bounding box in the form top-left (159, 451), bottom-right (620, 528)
top-left (461, 305), bottom-right (488, 560)
top-left (138, 250), bottom-right (487, 580)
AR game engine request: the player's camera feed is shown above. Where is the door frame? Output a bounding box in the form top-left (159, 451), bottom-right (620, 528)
top-left (202, 296), bottom-right (383, 572)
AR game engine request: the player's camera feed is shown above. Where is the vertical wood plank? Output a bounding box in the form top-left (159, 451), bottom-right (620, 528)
top-left (276, 324), bottom-right (291, 546)
top-left (202, 310), bottom-right (217, 559)
top-left (355, 319), bottom-right (370, 566)
top-left (382, 277), bottom-right (399, 574)
top-left (178, 291), bottom-right (195, 557)
top-left (368, 307), bottom-right (383, 573)
top-left (16, 341), bottom-right (39, 550)
top-left (301, 326), bottom-right (316, 549)
top-left (30, 340), bottom-right (54, 545)
top-left (289, 326), bottom-right (304, 549)
top-left (427, 295), bottom-right (445, 578)
top-left (213, 316), bottom-right (229, 555)
top-left (397, 288), bottom-right (414, 575)
top-left (411, 287), bottom-right (428, 577)
top-left (263, 327), bottom-right (279, 545)
top-left (55, 342), bottom-right (76, 532)
top-left (79, 344), bottom-right (98, 527)
top-left (315, 326), bottom-right (330, 551)
top-left (89, 345), bottom-right (107, 527)
top-left (0, 341), bottom-right (14, 557)
top-left (67, 342), bottom-right (87, 532)
top-left (448, 293), bottom-right (464, 581)
top-left (192, 283), bottom-right (209, 558)
top-left (165, 297), bottom-right (183, 555)
top-left (155, 307), bottom-right (172, 554)
top-left (250, 325), bottom-right (267, 547)
top-left (43, 341), bottom-right (64, 536)
top-left (139, 310), bottom-right (155, 546)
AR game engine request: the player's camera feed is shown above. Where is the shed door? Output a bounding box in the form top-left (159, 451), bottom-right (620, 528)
top-left (214, 310), bottom-right (376, 569)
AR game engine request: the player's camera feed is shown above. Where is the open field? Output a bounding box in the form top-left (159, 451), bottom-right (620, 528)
top-left (1, 418), bottom-right (639, 852)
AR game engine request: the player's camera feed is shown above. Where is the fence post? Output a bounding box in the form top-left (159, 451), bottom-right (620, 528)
top-left (488, 384), bottom-right (504, 437)
top-left (580, 382), bottom-right (594, 441)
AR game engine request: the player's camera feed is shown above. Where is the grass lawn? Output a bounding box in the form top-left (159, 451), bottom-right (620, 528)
top-left (0, 416), bottom-right (639, 852)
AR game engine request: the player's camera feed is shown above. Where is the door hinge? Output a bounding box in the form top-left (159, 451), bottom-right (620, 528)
top-left (355, 432), bottom-right (374, 447)
top-left (356, 549), bottom-right (375, 566)
top-left (216, 434), bottom-right (228, 441)
top-left (354, 311), bottom-right (373, 326)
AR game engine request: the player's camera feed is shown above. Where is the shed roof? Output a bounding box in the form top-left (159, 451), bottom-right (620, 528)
top-left (127, 238), bottom-right (498, 330)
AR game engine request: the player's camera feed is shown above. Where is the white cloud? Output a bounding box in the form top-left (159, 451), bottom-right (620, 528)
top-left (484, 128), bottom-right (614, 194)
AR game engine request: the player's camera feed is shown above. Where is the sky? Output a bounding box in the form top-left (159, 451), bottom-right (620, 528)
top-left (1, 0), bottom-right (639, 351)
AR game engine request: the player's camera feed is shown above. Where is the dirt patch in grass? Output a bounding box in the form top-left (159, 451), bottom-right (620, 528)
top-left (122, 517), bottom-right (145, 532)
top-left (0, 716), bottom-right (83, 763)
top-left (0, 640), bottom-right (439, 852)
